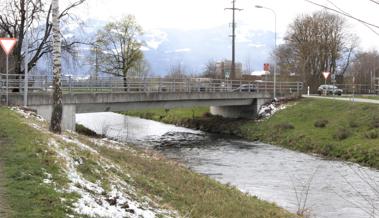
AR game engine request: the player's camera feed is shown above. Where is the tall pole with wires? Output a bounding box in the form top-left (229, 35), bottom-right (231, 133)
top-left (225, 0), bottom-right (242, 80)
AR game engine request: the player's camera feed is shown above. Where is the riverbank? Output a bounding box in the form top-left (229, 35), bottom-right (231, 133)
top-left (124, 98), bottom-right (379, 169)
top-left (0, 107), bottom-right (294, 218)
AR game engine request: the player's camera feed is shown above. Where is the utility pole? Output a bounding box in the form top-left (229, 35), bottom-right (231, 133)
top-left (225, 0), bottom-right (242, 80)
top-left (24, 0), bottom-right (30, 107)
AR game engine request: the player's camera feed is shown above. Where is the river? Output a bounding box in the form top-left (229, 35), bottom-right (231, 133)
top-left (77, 112), bottom-right (379, 218)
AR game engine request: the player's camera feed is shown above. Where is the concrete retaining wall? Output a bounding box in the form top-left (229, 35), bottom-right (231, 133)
top-left (30, 105), bottom-right (76, 131)
top-left (210, 98), bottom-right (267, 119)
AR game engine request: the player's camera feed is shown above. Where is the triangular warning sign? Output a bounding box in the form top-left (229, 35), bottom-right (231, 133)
top-left (0, 38), bottom-right (17, 55)
top-left (322, 72), bottom-right (330, 80)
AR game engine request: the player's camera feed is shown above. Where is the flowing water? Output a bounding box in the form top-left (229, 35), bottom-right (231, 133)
top-left (77, 112), bottom-right (379, 218)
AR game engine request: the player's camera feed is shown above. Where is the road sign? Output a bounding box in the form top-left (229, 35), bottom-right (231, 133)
top-left (0, 38), bottom-right (17, 55)
top-left (322, 72), bottom-right (330, 80)
top-left (225, 71), bottom-right (230, 79)
top-left (264, 63), bottom-right (270, 72)
top-left (0, 38), bottom-right (17, 106)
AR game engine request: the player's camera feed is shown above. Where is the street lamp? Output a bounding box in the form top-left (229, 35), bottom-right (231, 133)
top-left (255, 5), bottom-right (277, 99)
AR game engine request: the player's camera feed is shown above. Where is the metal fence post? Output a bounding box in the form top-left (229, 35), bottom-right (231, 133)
top-left (44, 75), bottom-right (48, 91)
top-left (69, 76), bottom-right (72, 93)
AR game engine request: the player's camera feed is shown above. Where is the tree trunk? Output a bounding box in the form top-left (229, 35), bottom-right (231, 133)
top-left (49, 0), bottom-right (63, 134)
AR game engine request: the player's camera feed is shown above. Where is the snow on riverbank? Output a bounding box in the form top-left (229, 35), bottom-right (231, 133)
top-left (257, 98), bottom-right (293, 120)
top-left (12, 107), bottom-right (179, 218)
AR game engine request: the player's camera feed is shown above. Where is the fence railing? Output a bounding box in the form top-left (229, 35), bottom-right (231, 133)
top-left (0, 74), bottom-right (303, 96)
top-left (334, 83), bottom-right (377, 95)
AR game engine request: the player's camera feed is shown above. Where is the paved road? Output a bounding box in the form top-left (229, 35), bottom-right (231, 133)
top-left (302, 95), bottom-right (379, 104)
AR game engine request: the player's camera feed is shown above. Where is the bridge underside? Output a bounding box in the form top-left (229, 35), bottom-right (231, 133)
top-left (8, 92), bottom-right (273, 130)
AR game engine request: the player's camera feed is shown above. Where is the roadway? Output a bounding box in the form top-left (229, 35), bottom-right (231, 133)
top-left (302, 94), bottom-right (379, 104)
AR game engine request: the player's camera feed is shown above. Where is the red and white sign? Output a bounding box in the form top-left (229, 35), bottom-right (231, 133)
top-left (263, 63), bottom-right (270, 72)
top-left (0, 38), bottom-right (17, 55)
top-left (322, 72), bottom-right (330, 80)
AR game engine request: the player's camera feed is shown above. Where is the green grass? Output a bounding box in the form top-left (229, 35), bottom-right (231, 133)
top-left (241, 98), bottom-right (379, 168)
top-left (354, 95), bottom-right (379, 100)
top-left (0, 107), bottom-right (77, 218)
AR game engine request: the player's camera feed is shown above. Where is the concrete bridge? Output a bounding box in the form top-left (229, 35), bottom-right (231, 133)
top-left (1, 75), bottom-right (303, 130)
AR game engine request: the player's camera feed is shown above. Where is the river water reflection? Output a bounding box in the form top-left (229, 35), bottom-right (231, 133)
top-left (77, 112), bottom-right (379, 218)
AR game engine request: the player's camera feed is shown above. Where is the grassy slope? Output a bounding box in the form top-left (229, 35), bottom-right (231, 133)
top-left (0, 107), bottom-right (76, 218)
top-left (124, 98), bottom-right (379, 169)
top-left (242, 98), bottom-right (379, 168)
top-left (0, 107), bottom-right (294, 218)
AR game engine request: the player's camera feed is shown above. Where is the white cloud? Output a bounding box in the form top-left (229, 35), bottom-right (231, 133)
top-left (67, 0), bottom-right (379, 49)
top-left (164, 48), bottom-right (192, 54)
top-left (144, 29), bottom-right (168, 50)
top-left (248, 43), bottom-right (265, 48)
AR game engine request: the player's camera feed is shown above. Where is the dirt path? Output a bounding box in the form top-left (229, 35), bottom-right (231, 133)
top-left (0, 142), bottom-right (10, 218)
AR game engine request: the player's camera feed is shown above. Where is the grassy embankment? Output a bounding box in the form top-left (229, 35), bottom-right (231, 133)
top-left (0, 107), bottom-right (77, 217)
top-left (124, 98), bottom-right (379, 169)
top-left (0, 107), bottom-right (294, 218)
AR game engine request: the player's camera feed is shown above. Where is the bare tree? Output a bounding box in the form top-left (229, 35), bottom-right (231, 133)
top-left (277, 11), bottom-right (357, 92)
top-left (94, 15), bottom-right (144, 89)
top-left (0, 0), bottom-right (86, 76)
top-left (166, 62), bottom-right (188, 79)
top-left (49, 0), bottom-right (62, 133)
top-left (201, 60), bottom-right (218, 78)
top-left (347, 50), bottom-right (379, 92)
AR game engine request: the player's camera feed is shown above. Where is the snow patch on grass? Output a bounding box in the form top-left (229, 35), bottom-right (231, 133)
top-left (48, 138), bottom-right (177, 218)
top-left (11, 107), bottom-right (45, 121)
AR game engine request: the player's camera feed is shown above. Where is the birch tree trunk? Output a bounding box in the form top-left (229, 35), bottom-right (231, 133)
top-left (49, 0), bottom-right (63, 133)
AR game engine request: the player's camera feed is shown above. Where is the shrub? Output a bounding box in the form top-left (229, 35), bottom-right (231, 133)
top-left (76, 124), bottom-right (101, 138)
top-left (370, 117), bottom-right (379, 129)
top-left (274, 123), bottom-right (294, 130)
top-left (143, 112), bottom-right (155, 120)
top-left (314, 119), bottom-right (328, 128)
top-left (349, 120), bottom-right (359, 128)
top-left (320, 144), bottom-right (333, 156)
top-left (364, 129), bottom-right (379, 139)
top-left (203, 112), bottom-right (212, 118)
top-left (333, 128), bottom-right (350, 140)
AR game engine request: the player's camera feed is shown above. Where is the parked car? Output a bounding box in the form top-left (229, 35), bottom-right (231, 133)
top-left (233, 84), bottom-right (257, 92)
top-left (317, 85), bottom-right (343, 96)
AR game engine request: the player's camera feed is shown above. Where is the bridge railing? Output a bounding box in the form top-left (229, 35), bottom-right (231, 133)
top-left (0, 74), bottom-right (303, 96)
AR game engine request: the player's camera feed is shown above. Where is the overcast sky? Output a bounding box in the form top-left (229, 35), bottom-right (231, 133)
top-left (68, 0), bottom-right (379, 50)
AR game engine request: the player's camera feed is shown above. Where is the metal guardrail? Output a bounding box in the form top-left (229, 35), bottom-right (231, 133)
top-left (0, 74), bottom-right (303, 96)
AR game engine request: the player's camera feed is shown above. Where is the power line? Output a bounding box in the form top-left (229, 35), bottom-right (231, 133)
top-left (368, 0), bottom-right (379, 6)
top-left (225, 0), bottom-right (242, 79)
top-left (305, 0), bottom-right (379, 29)
top-left (325, 0), bottom-right (379, 36)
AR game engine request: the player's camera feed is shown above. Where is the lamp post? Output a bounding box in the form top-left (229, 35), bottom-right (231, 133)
top-left (255, 5), bottom-right (277, 99)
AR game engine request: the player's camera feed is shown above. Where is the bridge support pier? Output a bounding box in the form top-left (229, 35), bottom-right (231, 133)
top-left (30, 104), bottom-right (76, 131)
top-left (210, 98), bottom-right (266, 119)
